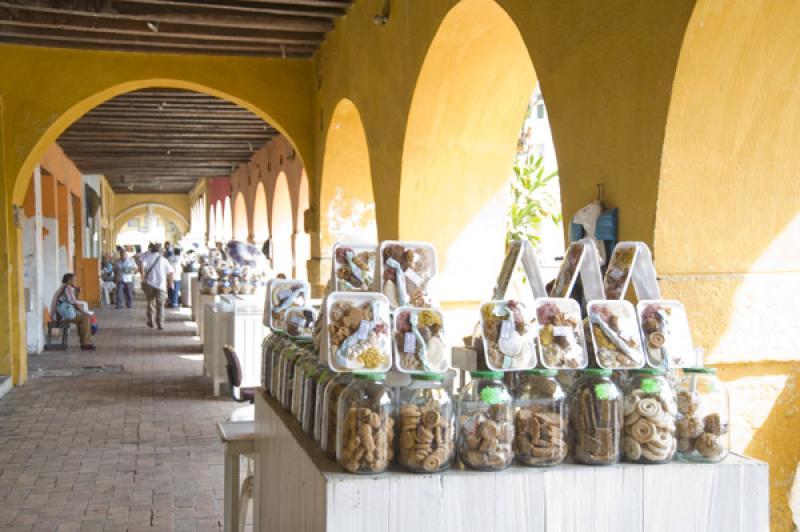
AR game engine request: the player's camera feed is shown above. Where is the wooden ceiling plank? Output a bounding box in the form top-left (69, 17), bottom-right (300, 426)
top-left (0, 2), bottom-right (334, 33)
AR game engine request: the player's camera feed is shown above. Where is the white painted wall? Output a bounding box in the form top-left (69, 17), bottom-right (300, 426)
top-left (22, 166), bottom-right (45, 354)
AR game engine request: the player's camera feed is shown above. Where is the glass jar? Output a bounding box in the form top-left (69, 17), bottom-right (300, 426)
top-left (279, 343), bottom-right (301, 410)
top-left (622, 368), bottom-right (677, 463)
top-left (314, 367), bottom-right (335, 442)
top-left (261, 333), bottom-right (280, 391)
top-left (291, 347), bottom-right (316, 421)
top-left (513, 369), bottom-right (568, 467)
top-left (303, 362), bottom-right (329, 435)
top-left (396, 373), bottom-right (454, 473)
top-left (676, 368), bottom-right (729, 463)
top-left (456, 371), bottom-right (514, 471)
top-left (569, 368), bottom-right (623, 465)
top-left (270, 337), bottom-right (291, 398)
top-left (336, 373), bottom-right (395, 474)
top-left (321, 373), bottom-right (353, 460)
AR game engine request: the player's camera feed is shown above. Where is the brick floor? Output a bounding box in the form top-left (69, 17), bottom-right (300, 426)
top-left (0, 297), bottom-right (245, 531)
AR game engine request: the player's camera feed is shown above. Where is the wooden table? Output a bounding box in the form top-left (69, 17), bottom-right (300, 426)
top-left (254, 391), bottom-right (768, 532)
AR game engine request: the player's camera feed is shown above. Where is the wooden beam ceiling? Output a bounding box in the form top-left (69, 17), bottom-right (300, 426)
top-left (58, 88), bottom-right (277, 193)
top-left (0, 0), bottom-right (351, 58)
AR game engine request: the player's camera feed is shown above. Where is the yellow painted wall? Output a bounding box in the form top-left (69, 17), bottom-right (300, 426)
top-left (658, 1), bottom-right (800, 528)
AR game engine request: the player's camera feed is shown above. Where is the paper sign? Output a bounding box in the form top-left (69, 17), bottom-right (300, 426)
top-left (357, 320), bottom-right (371, 340)
top-left (404, 269), bottom-right (423, 286)
top-left (500, 319), bottom-right (513, 339)
top-left (403, 332), bottom-right (416, 353)
top-left (552, 325), bottom-right (574, 338)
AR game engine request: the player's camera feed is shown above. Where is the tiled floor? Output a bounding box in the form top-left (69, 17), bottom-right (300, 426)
top-left (0, 297), bottom-right (244, 531)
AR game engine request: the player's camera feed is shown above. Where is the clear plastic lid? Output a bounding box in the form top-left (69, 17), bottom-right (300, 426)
top-left (549, 238), bottom-right (604, 300)
top-left (332, 242), bottom-right (378, 292)
top-left (604, 241), bottom-right (661, 300)
top-left (637, 300), bottom-right (695, 368)
top-left (534, 297), bottom-right (588, 369)
top-left (265, 279), bottom-right (309, 331)
top-left (587, 300), bottom-right (645, 369)
top-left (285, 306), bottom-right (318, 340)
top-left (493, 240), bottom-right (547, 301)
top-left (392, 307), bottom-right (450, 374)
top-left (479, 300), bottom-right (537, 371)
top-left (378, 241), bottom-right (437, 309)
top-left (325, 292), bottom-right (392, 373)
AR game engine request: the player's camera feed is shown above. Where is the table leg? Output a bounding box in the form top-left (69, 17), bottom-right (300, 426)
top-left (224, 448), bottom-right (240, 532)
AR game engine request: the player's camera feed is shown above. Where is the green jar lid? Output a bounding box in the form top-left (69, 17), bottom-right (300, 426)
top-left (683, 367), bottom-right (717, 375)
top-left (631, 368), bottom-right (665, 376)
top-left (471, 371), bottom-right (503, 379)
top-left (411, 372), bottom-right (445, 381)
top-left (581, 368), bottom-right (612, 377)
top-left (354, 372), bottom-right (386, 381)
top-left (526, 368), bottom-right (558, 377)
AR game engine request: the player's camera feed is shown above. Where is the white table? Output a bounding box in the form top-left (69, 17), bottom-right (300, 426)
top-left (204, 295), bottom-right (267, 397)
top-left (182, 271), bottom-right (198, 308)
top-left (191, 276), bottom-right (201, 320)
top-left (204, 302), bottom-right (229, 396)
top-left (217, 421), bottom-right (257, 532)
top-left (196, 293), bottom-right (219, 341)
top-left (254, 391), bottom-right (768, 532)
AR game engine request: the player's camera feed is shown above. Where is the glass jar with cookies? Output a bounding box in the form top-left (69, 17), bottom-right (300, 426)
top-left (336, 373), bottom-right (395, 474)
top-left (676, 368), bottom-right (729, 463)
top-left (396, 373), bottom-right (454, 473)
top-left (622, 368), bottom-right (677, 463)
top-left (456, 371), bottom-right (514, 471)
top-left (513, 369), bottom-right (568, 467)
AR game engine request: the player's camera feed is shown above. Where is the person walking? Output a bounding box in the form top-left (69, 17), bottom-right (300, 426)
top-left (115, 248), bottom-right (136, 309)
top-left (164, 241), bottom-right (182, 308)
top-left (139, 243), bottom-right (174, 330)
top-left (51, 273), bottom-right (96, 350)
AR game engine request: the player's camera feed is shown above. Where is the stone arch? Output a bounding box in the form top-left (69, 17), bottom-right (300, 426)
top-left (114, 202), bottom-right (189, 230)
top-left (11, 78), bottom-right (308, 206)
top-left (399, 0), bottom-right (537, 300)
top-left (208, 203), bottom-right (217, 244)
top-left (294, 172), bottom-right (311, 280)
top-left (271, 171), bottom-right (293, 276)
top-left (318, 98), bottom-right (377, 254)
top-left (232, 192), bottom-right (249, 241)
top-left (222, 197), bottom-right (233, 242)
top-left (214, 200), bottom-right (224, 243)
top-left (252, 182), bottom-right (269, 243)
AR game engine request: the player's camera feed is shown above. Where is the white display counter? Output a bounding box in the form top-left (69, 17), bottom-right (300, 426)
top-left (204, 294), bottom-right (267, 397)
top-left (182, 271), bottom-right (198, 308)
top-left (253, 392), bottom-right (768, 532)
top-left (196, 293), bottom-right (219, 342)
top-left (203, 302), bottom-right (229, 397)
top-left (191, 277), bottom-right (201, 321)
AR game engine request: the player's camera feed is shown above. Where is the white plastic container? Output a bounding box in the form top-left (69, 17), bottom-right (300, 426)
top-left (332, 242), bottom-right (378, 292)
top-left (549, 238), bottom-right (605, 300)
top-left (604, 241), bottom-right (661, 301)
top-left (392, 307), bottom-right (450, 373)
top-left (587, 300), bottom-right (645, 369)
top-left (325, 292), bottom-right (392, 373)
top-left (264, 279), bottom-right (309, 331)
top-left (479, 300), bottom-right (537, 371)
top-left (534, 297), bottom-right (588, 369)
top-left (637, 300), bottom-right (694, 368)
top-left (284, 305), bottom-right (317, 340)
top-left (378, 241), bottom-right (437, 309)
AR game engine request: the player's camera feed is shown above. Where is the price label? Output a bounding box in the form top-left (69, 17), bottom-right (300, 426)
top-left (277, 289), bottom-right (291, 300)
top-left (641, 378), bottom-right (661, 394)
top-left (500, 320), bottom-right (513, 339)
top-left (403, 332), bottom-right (416, 353)
top-left (357, 320), bottom-right (371, 340)
top-left (594, 383), bottom-right (611, 400)
top-left (552, 325), bottom-right (574, 339)
top-left (404, 269), bottom-right (423, 286)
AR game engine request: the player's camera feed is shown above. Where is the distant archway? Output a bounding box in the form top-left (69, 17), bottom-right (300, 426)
top-left (233, 192), bottom-right (249, 241)
top-left (294, 172), bottom-right (310, 280)
top-left (208, 203), bottom-right (217, 244)
top-left (271, 172), bottom-right (293, 276)
top-left (319, 98), bottom-right (377, 254)
top-left (222, 197), bottom-right (233, 241)
top-left (214, 200), bottom-right (224, 243)
top-left (399, 0), bottom-right (537, 300)
top-left (252, 182), bottom-right (269, 243)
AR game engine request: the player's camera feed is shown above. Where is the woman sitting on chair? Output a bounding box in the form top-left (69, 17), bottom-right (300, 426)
top-left (51, 273), bottom-right (96, 350)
